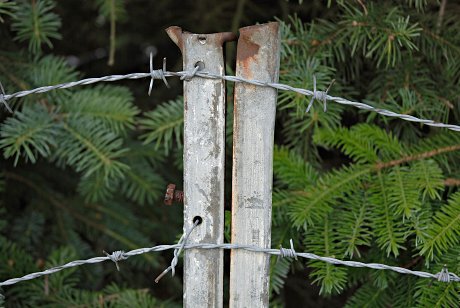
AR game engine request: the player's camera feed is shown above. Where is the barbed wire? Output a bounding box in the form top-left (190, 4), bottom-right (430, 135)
top-left (1, 238), bottom-right (459, 288)
top-left (1, 58), bottom-right (459, 132)
top-left (1, 58), bottom-right (460, 299)
top-left (154, 219), bottom-right (200, 283)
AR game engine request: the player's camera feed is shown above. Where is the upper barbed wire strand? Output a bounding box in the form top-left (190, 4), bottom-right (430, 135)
top-left (1, 67), bottom-right (459, 132)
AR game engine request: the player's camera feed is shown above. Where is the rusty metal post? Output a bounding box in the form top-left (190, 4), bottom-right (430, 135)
top-left (229, 22), bottom-right (280, 308)
top-left (166, 27), bottom-right (235, 308)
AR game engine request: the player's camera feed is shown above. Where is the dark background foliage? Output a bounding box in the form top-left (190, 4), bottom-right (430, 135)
top-left (1, 0), bottom-right (459, 307)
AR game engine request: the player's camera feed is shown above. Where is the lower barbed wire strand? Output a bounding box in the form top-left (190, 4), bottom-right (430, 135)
top-left (2, 69), bottom-right (460, 132)
top-left (154, 219), bottom-right (200, 283)
top-left (1, 67), bottom-right (460, 291)
top-left (1, 242), bottom-right (459, 288)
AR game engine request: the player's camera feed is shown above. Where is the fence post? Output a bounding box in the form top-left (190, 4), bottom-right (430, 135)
top-left (166, 27), bottom-right (235, 307)
top-left (229, 22), bottom-right (280, 307)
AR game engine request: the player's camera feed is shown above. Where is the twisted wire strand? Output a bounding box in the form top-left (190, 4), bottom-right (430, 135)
top-left (1, 242), bottom-right (459, 288)
top-left (154, 220), bottom-right (199, 283)
top-left (2, 69), bottom-right (460, 132)
top-left (3, 72), bottom-right (152, 100)
top-left (1, 65), bottom-right (460, 293)
top-left (188, 71), bottom-right (460, 132)
top-left (279, 239), bottom-right (298, 259)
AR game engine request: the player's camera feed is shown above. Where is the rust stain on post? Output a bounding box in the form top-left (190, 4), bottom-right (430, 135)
top-left (236, 22), bottom-right (279, 79)
top-left (166, 26), bottom-right (235, 308)
top-left (236, 35), bottom-right (260, 62)
top-left (230, 22), bottom-right (280, 308)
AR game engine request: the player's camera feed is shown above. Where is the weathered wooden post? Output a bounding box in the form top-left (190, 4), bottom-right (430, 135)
top-left (166, 27), bottom-right (235, 308)
top-left (229, 22), bottom-right (280, 307)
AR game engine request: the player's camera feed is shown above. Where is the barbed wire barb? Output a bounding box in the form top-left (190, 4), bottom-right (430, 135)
top-left (0, 81), bottom-right (13, 113)
top-left (435, 264), bottom-right (459, 282)
top-left (279, 239), bottom-right (297, 260)
top-left (154, 219), bottom-right (200, 283)
top-left (148, 53), bottom-right (169, 96)
top-left (103, 250), bottom-right (128, 271)
top-left (306, 75), bottom-right (334, 113)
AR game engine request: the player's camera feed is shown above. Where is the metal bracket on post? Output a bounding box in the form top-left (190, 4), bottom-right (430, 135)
top-left (229, 22), bottom-right (280, 308)
top-left (166, 26), bottom-right (235, 308)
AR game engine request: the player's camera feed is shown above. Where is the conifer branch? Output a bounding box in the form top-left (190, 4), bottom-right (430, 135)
top-left (373, 171), bottom-right (405, 256)
top-left (4, 171), bottom-right (155, 263)
top-left (375, 144), bottom-right (460, 170)
top-left (0, 62), bottom-right (30, 91)
top-left (422, 28), bottom-right (460, 55)
top-left (420, 192), bottom-right (460, 260)
top-left (0, 0), bottom-right (15, 23)
top-left (63, 124), bottom-right (113, 167)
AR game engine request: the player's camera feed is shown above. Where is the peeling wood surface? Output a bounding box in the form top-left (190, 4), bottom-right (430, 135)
top-left (229, 22), bottom-right (280, 308)
top-left (166, 27), bottom-right (235, 308)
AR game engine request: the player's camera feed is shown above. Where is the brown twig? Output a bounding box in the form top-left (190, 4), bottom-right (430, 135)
top-left (423, 27), bottom-right (460, 54)
top-left (356, 0), bottom-right (368, 16)
top-left (375, 144), bottom-right (460, 170)
top-left (444, 178), bottom-right (460, 186)
top-left (402, 256), bottom-right (423, 269)
top-left (436, 0), bottom-right (448, 35)
top-left (108, 0), bottom-right (116, 66)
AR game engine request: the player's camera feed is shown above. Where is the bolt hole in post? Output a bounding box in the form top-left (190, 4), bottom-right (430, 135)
top-left (194, 61), bottom-right (205, 71)
top-left (193, 216), bottom-right (203, 225)
top-left (198, 35), bottom-right (206, 44)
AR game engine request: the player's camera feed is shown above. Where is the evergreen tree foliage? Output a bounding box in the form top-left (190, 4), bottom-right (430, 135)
top-left (0, 0), bottom-right (460, 307)
top-left (271, 0), bottom-right (460, 305)
top-left (0, 1), bottom-right (180, 306)
top-left (11, 0), bottom-right (61, 54)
